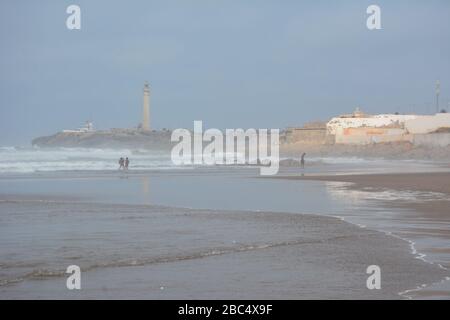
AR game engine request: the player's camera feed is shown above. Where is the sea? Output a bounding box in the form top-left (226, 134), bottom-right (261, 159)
top-left (0, 146), bottom-right (449, 299)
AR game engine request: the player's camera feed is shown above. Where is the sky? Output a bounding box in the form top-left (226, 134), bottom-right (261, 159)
top-left (0, 0), bottom-right (449, 145)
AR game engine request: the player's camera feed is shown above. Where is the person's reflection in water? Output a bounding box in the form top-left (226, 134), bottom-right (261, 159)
top-left (141, 176), bottom-right (151, 205)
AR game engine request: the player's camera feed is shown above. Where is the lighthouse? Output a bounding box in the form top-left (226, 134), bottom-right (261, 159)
top-left (142, 81), bottom-right (150, 130)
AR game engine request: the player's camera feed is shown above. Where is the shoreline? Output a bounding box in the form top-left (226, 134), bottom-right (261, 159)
top-left (269, 171), bottom-right (450, 195)
top-left (268, 170), bottom-right (450, 299)
top-left (1, 196), bottom-right (446, 299)
top-left (267, 171), bottom-right (450, 225)
top-left (1, 168), bottom-right (449, 299)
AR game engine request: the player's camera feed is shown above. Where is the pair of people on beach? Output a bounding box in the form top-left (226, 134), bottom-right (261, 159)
top-left (118, 157), bottom-right (130, 170)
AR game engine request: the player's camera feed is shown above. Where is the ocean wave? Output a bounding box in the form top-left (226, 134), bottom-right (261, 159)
top-left (0, 147), bottom-right (176, 173)
top-left (0, 237), bottom-right (347, 287)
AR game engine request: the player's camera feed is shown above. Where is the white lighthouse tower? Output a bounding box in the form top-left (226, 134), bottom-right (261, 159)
top-left (142, 81), bottom-right (150, 131)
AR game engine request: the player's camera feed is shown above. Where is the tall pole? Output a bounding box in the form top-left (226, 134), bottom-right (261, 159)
top-left (436, 80), bottom-right (440, 114)
top-left (143, 81), bottom-right (150, 130)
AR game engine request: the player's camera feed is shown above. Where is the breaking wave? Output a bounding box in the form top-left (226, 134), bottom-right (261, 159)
top-left (0, 147), bottom-right (176, 173)
top-left (0, 235), bottom-right (354, 287)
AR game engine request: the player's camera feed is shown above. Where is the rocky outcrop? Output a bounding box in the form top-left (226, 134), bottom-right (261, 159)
top-left (32, 129), bottom-right (173, 149)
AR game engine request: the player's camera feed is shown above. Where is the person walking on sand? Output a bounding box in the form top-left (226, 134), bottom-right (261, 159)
top-left (124, 157), bottom-right (130, 170)
top-left (300, 153), bottom-right (306, 169)
top-left (118, 157), bottom-right (125, 170)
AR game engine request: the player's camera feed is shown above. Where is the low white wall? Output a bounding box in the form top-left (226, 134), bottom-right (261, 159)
top-left (413, 133), bottom-right (450, 147)
top-left (335, 134), bottom-right (412, 145)
top-left (334, 127), bottom-right (410, 145)
top-left (406, 113), bottom-right (450, 134)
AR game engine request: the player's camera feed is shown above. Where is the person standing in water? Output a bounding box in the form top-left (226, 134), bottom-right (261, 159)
top-left (300, 153), bottom-right (306, 169)
top-left (118, 157), bottom-right (125, 170)
top-left (124, 157), bottom-right (130, 170)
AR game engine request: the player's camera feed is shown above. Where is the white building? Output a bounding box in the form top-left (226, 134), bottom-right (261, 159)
top-left (327, 109), bottom-right (418, 135)
top-left (326, 108), bottom-right (450, 145)
top-left (63, 121), bottom-right (95, 133)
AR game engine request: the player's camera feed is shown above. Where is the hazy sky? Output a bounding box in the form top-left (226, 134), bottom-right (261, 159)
top-left (1, 0), bottom-right (449, 145)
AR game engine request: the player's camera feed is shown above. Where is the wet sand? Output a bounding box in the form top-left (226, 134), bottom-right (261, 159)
top-left (272, 172), bottom-right (450, 195)
top-left (270, 171), bottom-right (450, 223)
top-left (0, 197), bottom-right (447, 299)
top-left (270, 171), bottom-right (450, 299)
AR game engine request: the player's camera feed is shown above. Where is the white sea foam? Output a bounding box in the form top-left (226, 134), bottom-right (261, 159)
top-left (0, 147), bottom-right (445, 174)
top-left (0, 147), bottom-right (176, 173)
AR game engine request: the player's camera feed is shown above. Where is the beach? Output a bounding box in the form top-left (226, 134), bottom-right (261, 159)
top-left (0, 197), bottom-right (446, 299)
top-left (2, 0), bottom-right (450, 304)
top-left (271, 171), bottom-right (450, 298)
top-left (274, 171), bottom-right (450, 194)
top-left (0, 148), bottom-right (449, 299)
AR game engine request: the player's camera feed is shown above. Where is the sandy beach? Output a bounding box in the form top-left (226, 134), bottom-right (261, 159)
top-left (272, 171), bottom-right (450, 194)
top-left (0, 151), bottom-right (449, 299)
top-left (2, 0), bottom-right (450, 305)
top-left (270, 170), bottom-right (450, 298)
top-left (270, 171), bottom-right (450, 225)
top-left (0, 197), bottom-right (446, 299)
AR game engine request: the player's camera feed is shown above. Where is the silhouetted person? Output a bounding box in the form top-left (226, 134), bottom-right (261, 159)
top-left (124, 157), bottom-right (130, 170)
top-left (300, 153), bottom-right (306, 169)
top-left (118, 157), bottom-right (125, 170)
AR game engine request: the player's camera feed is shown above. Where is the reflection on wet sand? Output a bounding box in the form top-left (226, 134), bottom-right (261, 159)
top-left (141, 176), bottom-right (151, 205)
top-left (322, 179), bottom-right (450, 299)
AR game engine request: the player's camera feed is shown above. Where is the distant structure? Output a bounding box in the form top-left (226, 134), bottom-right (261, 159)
top-left (283, 121), bottom-right (329, 144)
top-left (142, 81), bottom-right (151, 131)
top-left (326, 108), bottom-right (450, 145)
top-left (63, 121), bottom-right (94, 133)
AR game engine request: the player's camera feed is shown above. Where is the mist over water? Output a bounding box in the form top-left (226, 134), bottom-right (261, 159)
top-left (0, 146), bottom-right (445, 175)
top-left (0, 147), bottom-right (175, 173)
